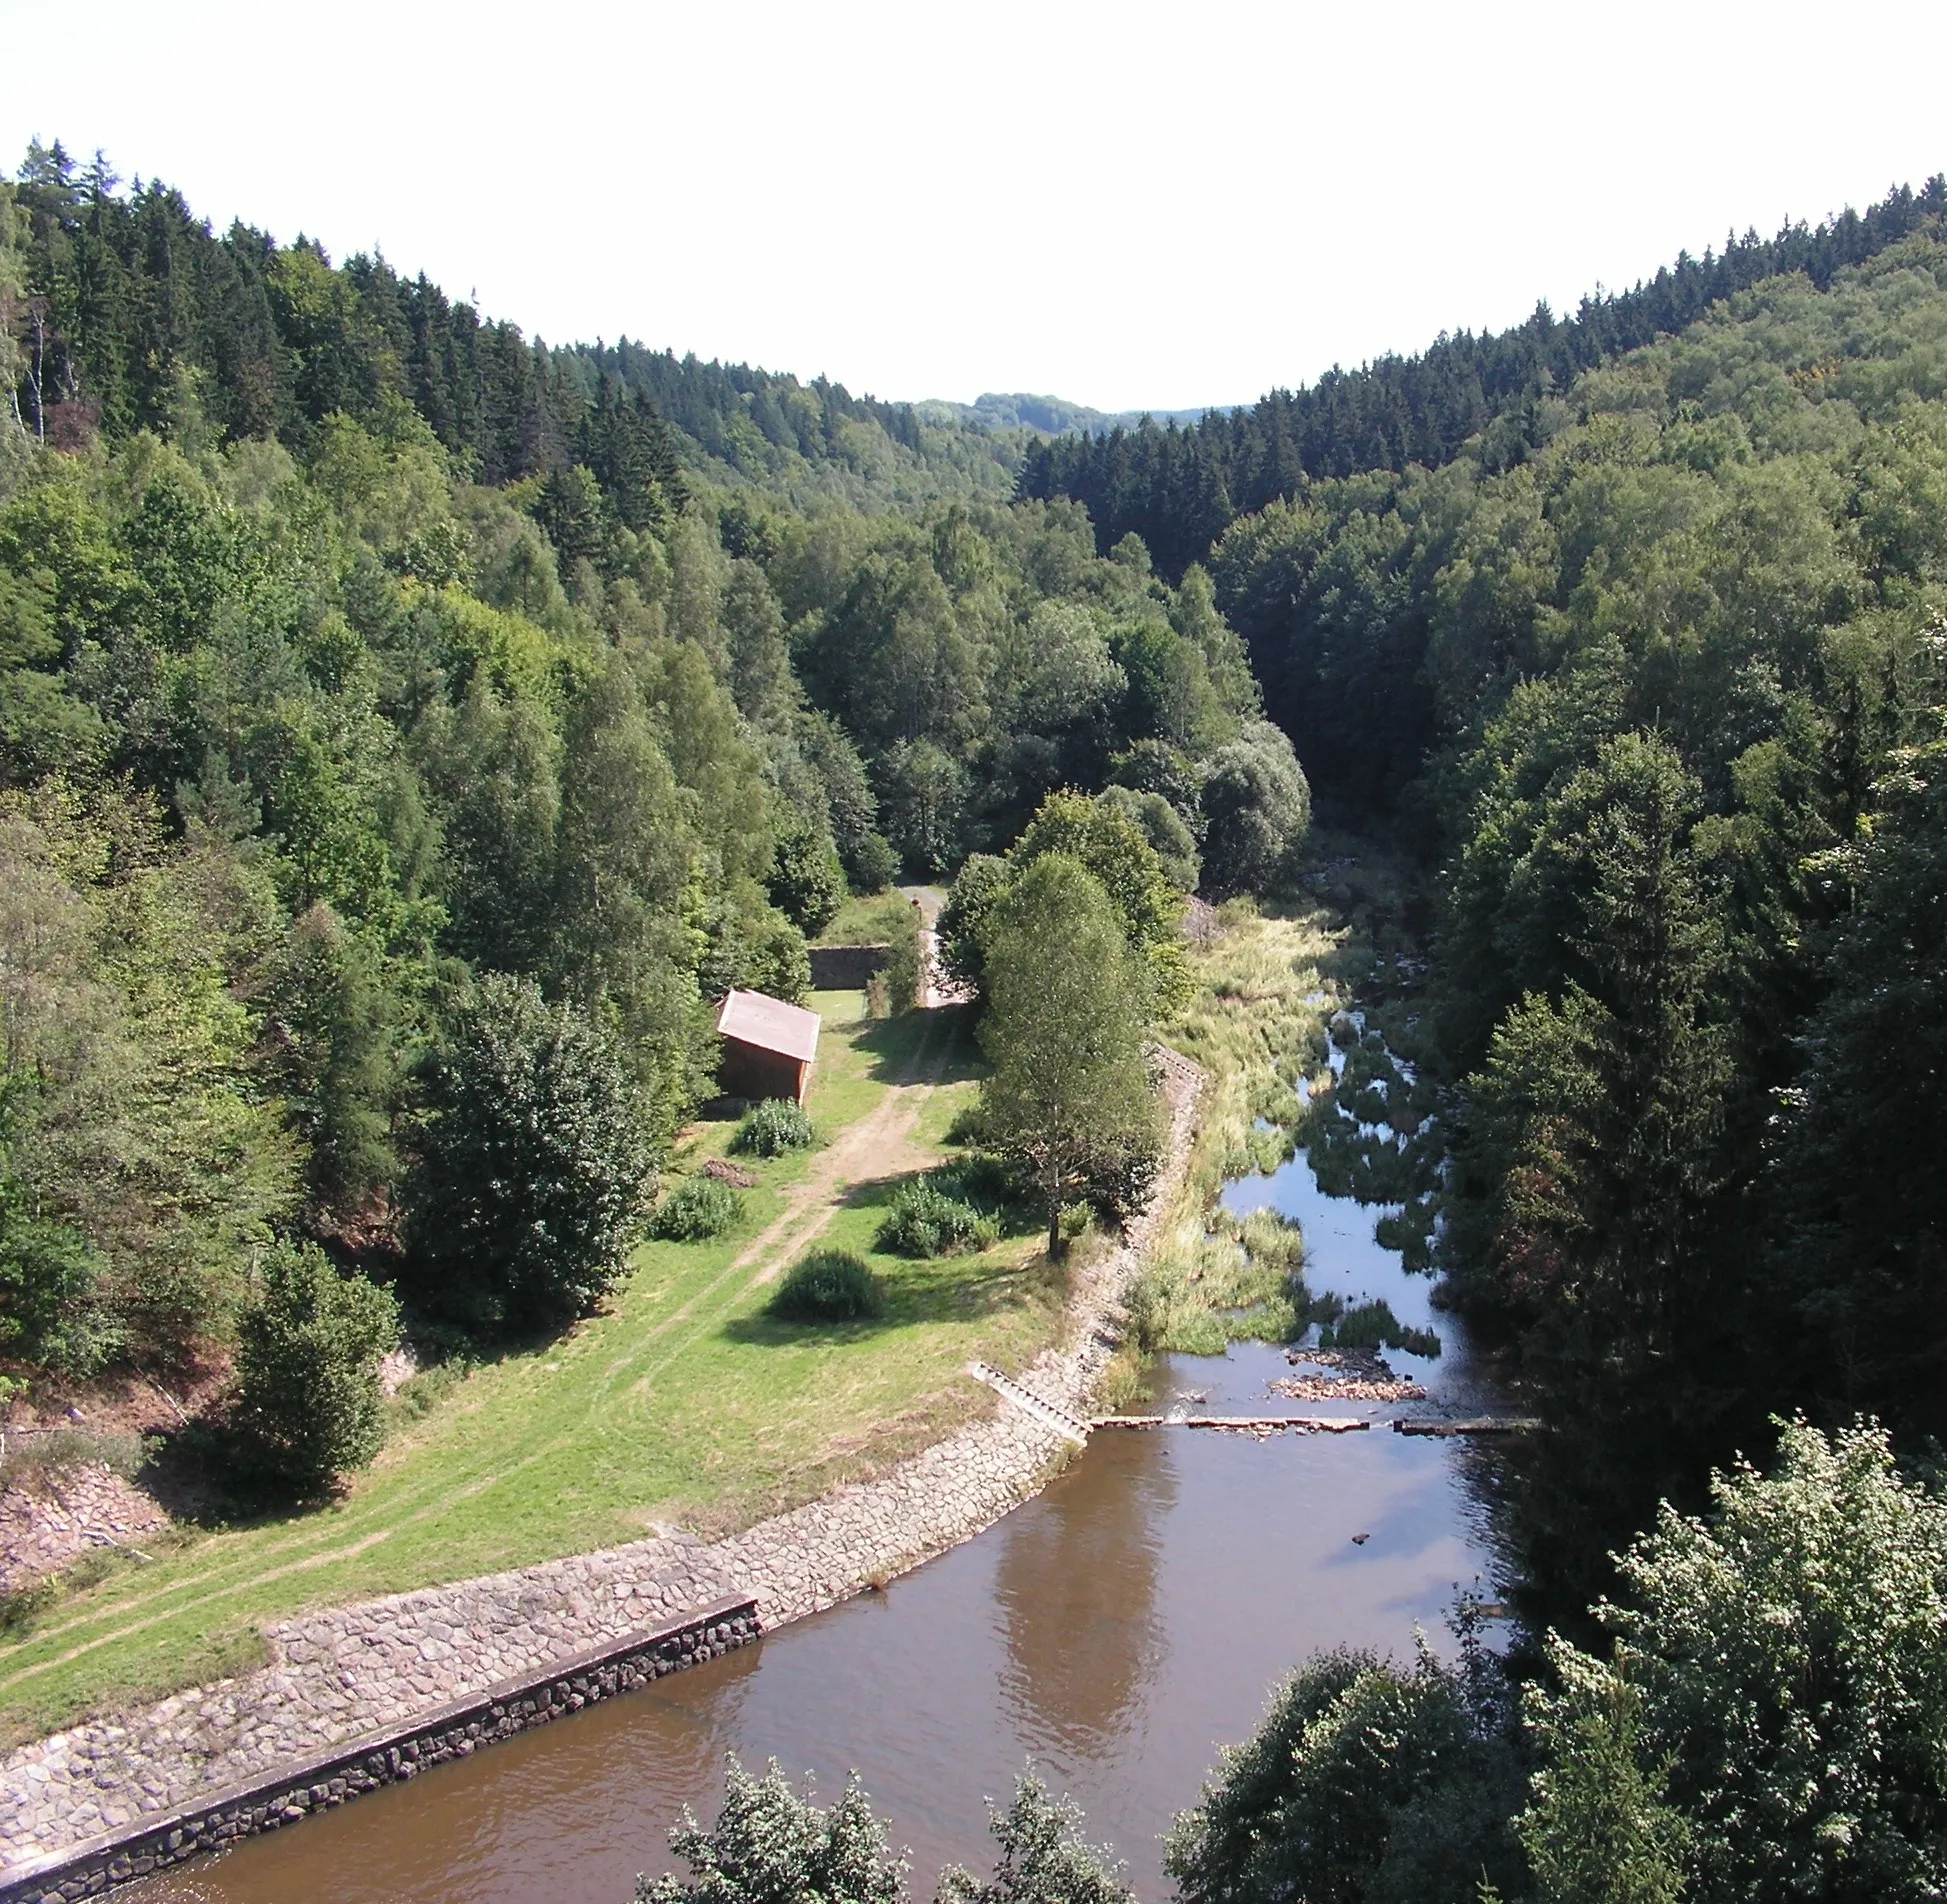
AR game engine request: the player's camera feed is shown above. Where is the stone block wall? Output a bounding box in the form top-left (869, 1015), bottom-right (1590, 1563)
top-left (0, 1599), bottom-right (757, 1904)
top-left (807, 944), bottom-right (889, 990)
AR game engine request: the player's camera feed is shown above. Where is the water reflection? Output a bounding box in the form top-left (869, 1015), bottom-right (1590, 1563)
top-left (996, 1427), bottom-right (1175, 1760)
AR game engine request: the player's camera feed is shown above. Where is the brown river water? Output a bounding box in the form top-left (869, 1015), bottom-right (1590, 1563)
top-left (135, 1028), bottom-right (1506, 1904)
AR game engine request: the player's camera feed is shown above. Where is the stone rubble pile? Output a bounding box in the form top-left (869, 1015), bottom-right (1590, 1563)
top-left (0, 1464), bottom-right (170, 1596)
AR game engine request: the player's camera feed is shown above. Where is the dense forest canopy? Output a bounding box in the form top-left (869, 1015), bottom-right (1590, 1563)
top-left (9, 124), bottom-right (1947, 1904)
top-left (0, 142), bottom-right (1279, 1400)
top-left (1019, 176), bottom-right (1947, 576)
top-left (5, 127), bottom-right (1947, 1670)
top-left (1200, 225), bottom-right (1947, 1623)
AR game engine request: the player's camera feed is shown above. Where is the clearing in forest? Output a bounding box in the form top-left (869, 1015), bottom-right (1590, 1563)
top-left (0, 990), bottom-right (1066, 1746)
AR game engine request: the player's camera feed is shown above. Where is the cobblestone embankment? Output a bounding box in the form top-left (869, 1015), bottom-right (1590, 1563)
top-left (0, 1048), bottom-right (1203, 1886)
top-left (0, 1464), bottom-right (171, 1596)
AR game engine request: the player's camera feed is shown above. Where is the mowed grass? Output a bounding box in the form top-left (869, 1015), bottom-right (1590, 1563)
top-left (0, 992), bottom-right (1064, 1745)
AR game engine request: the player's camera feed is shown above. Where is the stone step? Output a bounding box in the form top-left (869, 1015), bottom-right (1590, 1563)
top-left (965, 1362), bottom-right (1091, 1445)
top-left (1093, 1414), bottom-right (1370, 1433)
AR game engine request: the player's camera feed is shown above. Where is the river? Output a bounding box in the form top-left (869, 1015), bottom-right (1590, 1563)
top-left (136, 1018), bottom-right (1506, 1904)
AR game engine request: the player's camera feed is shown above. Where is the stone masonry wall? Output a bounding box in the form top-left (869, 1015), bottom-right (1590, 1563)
top-left (0, 1600), bottom-right (758, 1904)
top-left (0, 1050), bottom-right (1205, 1892)
top-left (807, 944), bottom-right (889, 990)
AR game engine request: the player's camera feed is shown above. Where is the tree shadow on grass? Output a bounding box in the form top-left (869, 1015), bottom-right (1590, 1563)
top-left (852, 1002), bottom-right (984, 1088)
top-left (718, 1174), bottom-right (1060, 1347)
top-left (136, 1423), bottom-right (343, 1533)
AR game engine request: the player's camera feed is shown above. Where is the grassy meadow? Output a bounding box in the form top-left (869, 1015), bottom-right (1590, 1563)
top-left (0, 992), bottom-right (1063, 1745)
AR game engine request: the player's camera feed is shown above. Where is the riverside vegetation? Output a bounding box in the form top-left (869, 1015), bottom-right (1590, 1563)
top-left (0, 996), bottom-right (1074, 1741)
top-left (8, 135), bottom-right (1947, 1904)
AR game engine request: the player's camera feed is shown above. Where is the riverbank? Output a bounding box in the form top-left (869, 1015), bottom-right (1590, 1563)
top-left (0, 992), bottom-right (1070, 1742)
top-left (0, 1045), bottom-right (1205, 1881)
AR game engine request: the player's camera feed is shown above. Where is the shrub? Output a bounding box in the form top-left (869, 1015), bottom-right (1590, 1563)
top-left (0, 1073), bottom-right (113, 1378)
top-left (939, 1768), bottom-right (1135, 1904)
top-left (732, 1098), bottom-right (817, 1158)
top-left (234, 1240), bottom-right (400, 1490)
top-left (406, 973), bottom-right (654, 1329)
top-left (1199, 721), bottom-right (1311, 898)
top-left (877, 1176), bottom-right (988, 1258)
top-left (944, 1102), bottom-right (993, 1147)
top-left (847, 829), bottom-right (901, 895)
top-left (938, 853), bottom-right (1013, 994)
top-left (649, 1176), bottom-right (743, 1242)
top-left (767, 814), bottom-right (846, 936)
top-left (768, 1250), bottom-right (884, 1323)
top-left (0, 1427), bottom-right (147, 1494)
top-left (637, 1757), bottom-right (903, 1904)
top-left (935, 1152), bottom-right (1020, 1208)
top-left (1523, 1419), bottom-right (1947, 1903)
top-left (882, 907), bottom-right (924, 1015)
top-left (0, 1579), bottom-right (56, 1638)
top-left (1167, 1637), bottom-right (1525, 1904)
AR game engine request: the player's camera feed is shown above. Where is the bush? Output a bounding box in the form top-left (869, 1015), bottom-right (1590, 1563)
top-left (732, 1098), bottom-right (817, 1157)
top-left (877, 1176), bottom-right (992, 1257)
top-left (0, 1074), bottom-right (113, 1378)
top-left (1167, 1635), bottom-right (1525, 1904)
top-left (234, 1240), bottom-right (400, 1490)
top-left (936, 1152), bottom-right (1021, 1207)
top-left (406, 974), bottom-right (654, 1329)
top-left (637, 1757), bottom-right (903, 1904)
top-left (1523, 1419), bottom-right (1947, 1903)
top-left (1199, 721), bottom-right (1311, 898)
top-left (649, 1176), bottom-right (743, 1242)
top-left (938, 853), bottom-right (1013, 993)
top-left (847, 829), bottom-right (901, 895)
top-left (882, 905), bottom-right (924, 1015)
top-left (767, 814), bottom-right (846, 936)
top-left (769, 1250), bottom-right (884, 1323)
top-left (944, 1102), bottom-right (994, 1147)
top-left (939, 1768), bottom-right (1135, 1904)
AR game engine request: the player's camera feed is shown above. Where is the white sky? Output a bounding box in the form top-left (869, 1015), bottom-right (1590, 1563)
top-left (8, 0), bottom-right (1946, 414)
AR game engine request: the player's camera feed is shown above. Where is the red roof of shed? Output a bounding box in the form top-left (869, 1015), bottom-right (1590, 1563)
top-left (715, 989), bottom-right (822, 1065)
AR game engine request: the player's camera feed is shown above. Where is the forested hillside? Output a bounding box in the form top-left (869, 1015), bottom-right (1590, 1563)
top-left (1200, 227), bottom-right (1947, 1619)
top-left (1020, 177), bottom-right (1947, 574)
top-left (9, 130), bottom-right (1947, 1642)
top-left (0, 145), bottom-right (1294, 1406)
top-left (3, 141), bottom-right (1038, 518)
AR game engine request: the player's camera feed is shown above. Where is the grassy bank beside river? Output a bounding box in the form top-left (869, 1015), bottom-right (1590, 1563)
top-left (0, 868), bottom-right (1399, 1751)
top-left (0, 992), bottom-right (1061, 1746)
top-left (1123, 852), bottom-right (1419, 1362)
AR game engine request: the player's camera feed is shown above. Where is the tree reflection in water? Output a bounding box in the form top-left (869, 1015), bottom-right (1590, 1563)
top-left (994, 1423), bottom-right (1176, 1763)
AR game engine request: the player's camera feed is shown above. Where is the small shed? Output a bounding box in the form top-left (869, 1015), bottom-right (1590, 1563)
top-left (715, 989), bottom-right (822, 1106)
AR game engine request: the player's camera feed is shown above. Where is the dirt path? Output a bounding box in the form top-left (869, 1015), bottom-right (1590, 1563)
top-left (739, 1007), bottom-right (961, 1284)
top-left (610, 1002), bottom-right (968, 1404)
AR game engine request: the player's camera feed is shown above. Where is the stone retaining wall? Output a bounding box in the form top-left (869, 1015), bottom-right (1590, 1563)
top-left (0, 1050), bottom-right (1206, 1892)
top-left (0, 1464), bottom-right (170, 1595)
top-left (807, 943), bottom-right (889, 989)
top-left (0, 1599), bottom-right (758, 1904)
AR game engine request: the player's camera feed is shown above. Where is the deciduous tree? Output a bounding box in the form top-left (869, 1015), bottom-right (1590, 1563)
top-left (977, 855), bottom-right (1160, 1258)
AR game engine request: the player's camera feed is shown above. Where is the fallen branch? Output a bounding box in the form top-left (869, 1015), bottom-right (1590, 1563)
top-left (81, 1529), bottom-right (155, 1563)
top-left (1391, 1417), bottom-right (1542, 1437)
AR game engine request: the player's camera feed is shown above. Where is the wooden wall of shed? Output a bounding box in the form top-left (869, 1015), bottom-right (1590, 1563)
top-left (719, 1040), bottom-right (811, 1106)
